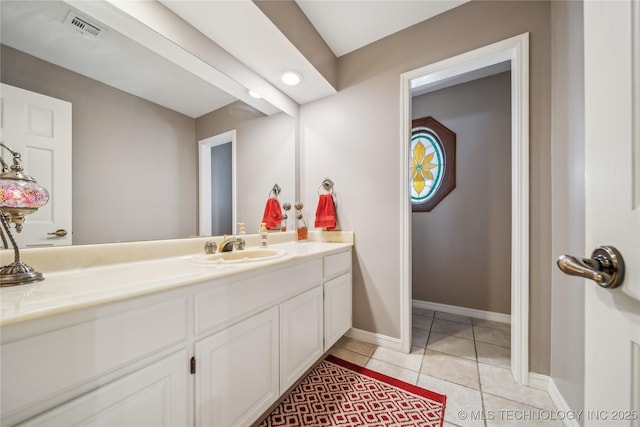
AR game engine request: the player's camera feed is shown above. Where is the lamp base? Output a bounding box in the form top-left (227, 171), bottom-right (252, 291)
top-left (0, 261), bottom-right (44, 286)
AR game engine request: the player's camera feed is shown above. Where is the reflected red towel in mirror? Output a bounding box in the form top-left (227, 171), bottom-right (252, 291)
top-left (315, 194), bottom-right (336, 230)
top-left (262, 197), bottom-right (283, 229)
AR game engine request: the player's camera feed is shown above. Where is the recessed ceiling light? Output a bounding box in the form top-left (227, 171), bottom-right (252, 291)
top-left (281, 71), bottom-right (301, 86)
top-left (248, 89), bottom-right (262, 99)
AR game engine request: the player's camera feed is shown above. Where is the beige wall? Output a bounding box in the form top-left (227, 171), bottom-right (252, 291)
top-left (196, 103), bottom-right (296, 234)
top-left (1, 45), bottom-right (197, 245)
top-left (550, 0), bottom-right (585, 416)
top-left (411, 72), bottom-right (511, 315)
top-left (300, 0), bottom-right (552, 374)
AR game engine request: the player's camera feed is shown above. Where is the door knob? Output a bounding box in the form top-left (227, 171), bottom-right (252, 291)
top-left (47, 229), bottom-right (68, 238)
top-left (557, 245), bottom-right (625, 289)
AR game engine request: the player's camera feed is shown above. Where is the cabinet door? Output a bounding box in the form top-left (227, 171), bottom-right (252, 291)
top-left (324, 273), bottom-right (352, 351)
top-left (2, 297), bottom-right (188, 425)
top-left (20, 351), bottom-right (189, 426)
top-left (279, 286), bottom-right (324, 391)
top-left (195, 307), bottom-right (279, 427)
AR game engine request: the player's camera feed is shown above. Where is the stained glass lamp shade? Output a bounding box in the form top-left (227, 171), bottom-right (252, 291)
top-left (0, 142), bottom-right (49, 286)
top-left (1, 178), bottom-right (49, 216)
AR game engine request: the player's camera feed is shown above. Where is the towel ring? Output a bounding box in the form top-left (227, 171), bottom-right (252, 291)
top-left (269, 183), bottom-right (281, 198)
top-left (318, 178), bottom-right (334, 195)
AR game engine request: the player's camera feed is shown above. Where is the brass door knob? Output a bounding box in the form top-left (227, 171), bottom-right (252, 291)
top-left (47, 229), bottom-right (68, 237)
top-left (557, 245), bottom-right (625, 289)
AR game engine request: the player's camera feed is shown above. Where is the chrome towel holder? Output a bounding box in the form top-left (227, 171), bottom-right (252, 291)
top-left (269, 183), bottom-right (281, 198)
top-left (318, 178), bottom-right (334, 194)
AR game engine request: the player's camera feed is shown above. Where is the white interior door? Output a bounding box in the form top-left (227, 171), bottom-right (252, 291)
top-left (0, 83), bottom-right (72, 247)
top-left (583, 1), bottom-right (640, 425)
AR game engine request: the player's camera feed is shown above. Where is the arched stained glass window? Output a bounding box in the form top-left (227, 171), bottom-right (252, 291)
top-left (410, 116), bottom-right (456, 212)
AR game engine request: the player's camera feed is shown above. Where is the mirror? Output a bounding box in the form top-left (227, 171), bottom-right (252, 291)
top-left (0, 0), bottom-right (297, 245)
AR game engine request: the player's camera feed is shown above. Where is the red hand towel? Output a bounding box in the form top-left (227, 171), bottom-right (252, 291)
top-left (262, 197), bottom-right (283, 229)
top-left (314, 194), bottom-right (336, 230)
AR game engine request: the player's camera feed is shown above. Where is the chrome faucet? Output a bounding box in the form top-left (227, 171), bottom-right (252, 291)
top-left (218, 235), bottom-right (246, 252)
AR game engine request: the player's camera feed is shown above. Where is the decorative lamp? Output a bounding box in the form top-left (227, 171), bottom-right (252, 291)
top-left (0, 142), bottom-right (49, 286)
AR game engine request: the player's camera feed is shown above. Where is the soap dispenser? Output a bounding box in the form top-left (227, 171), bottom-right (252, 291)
top-left (260, 222), bottom-right (268, 248)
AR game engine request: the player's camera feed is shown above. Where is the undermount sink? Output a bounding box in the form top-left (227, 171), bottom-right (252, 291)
top-left (192, 248), bottom-right (287, 264)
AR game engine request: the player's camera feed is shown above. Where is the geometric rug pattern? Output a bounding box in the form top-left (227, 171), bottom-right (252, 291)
top-left (258, 355), bottom-right (446, 427)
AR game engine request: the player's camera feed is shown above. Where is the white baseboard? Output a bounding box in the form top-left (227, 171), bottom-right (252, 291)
top-left (345, 328), bottom-right (403, 352)
top-left (528, 373), bottom-right (581, 427)
top-left (412, 299), bottom-right (511, 324)
top-left (527, 372), bottom-right (551, 391)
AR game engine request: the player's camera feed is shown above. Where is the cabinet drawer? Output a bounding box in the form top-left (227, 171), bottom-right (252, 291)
top-left (195, 259), bottom-right (322, 336)
top-left (323, 250), bottom-right (352, 278)
top-left (1, 297), bottom-right (188, 422)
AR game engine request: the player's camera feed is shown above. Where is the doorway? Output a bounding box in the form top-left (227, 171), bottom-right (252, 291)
top-left (210, 142), bottom-right (232, 236)
top-left (199, 130), bottom-right (236, 236)
top-left (411, 68), bottom-right (512, 320)
top-left (399, 33), bottom-right (530, 384)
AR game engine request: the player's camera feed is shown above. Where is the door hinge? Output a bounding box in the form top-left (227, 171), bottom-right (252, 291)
top-left (190, 356), bottom-right (196, 374)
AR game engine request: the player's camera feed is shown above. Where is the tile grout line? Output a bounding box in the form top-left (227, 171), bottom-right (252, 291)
top-left (472, 320), bottom-right (489, 427)
top-left (413, 309), bottom-right (434, 385)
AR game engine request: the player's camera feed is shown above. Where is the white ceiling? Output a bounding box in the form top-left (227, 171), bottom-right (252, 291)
top-left (296, 0), bottom-right (469, 57)
top-left (1, 0), bottom-right (470, 117)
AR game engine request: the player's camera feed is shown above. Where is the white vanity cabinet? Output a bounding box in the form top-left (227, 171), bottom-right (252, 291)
top-left (0, 245), bottom-right (352, 427)
top-left (192, 257), bottom-right (325, 427)
top-left (1, 295), bottom-right (190, 427)
top-left (192, 249), bottom-right (351, 426)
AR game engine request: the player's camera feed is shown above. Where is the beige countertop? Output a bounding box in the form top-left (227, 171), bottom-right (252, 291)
top-left (1, 233), bottom-right (353, 326)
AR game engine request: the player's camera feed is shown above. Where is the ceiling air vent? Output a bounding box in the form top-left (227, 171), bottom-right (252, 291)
top-left (63, 11), bottom-right (103, 38)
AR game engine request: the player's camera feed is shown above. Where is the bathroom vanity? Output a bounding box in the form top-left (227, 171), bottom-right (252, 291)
top-left (0, 234), bottom-right (353, 426)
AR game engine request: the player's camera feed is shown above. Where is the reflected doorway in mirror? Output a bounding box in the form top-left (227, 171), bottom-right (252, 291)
top-left (199, 130), bottom-right (236, 237)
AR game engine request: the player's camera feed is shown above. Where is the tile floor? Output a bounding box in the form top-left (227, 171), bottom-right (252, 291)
top-left (328, 308), bottom-right (562, 427)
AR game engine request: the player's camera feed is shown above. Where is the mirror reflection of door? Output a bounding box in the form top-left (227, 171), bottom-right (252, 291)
top-left (0, 83), bottom-right (72, 247)
top-left (210, 142), bottom-right (232, 236)
top-left (198, 130), bottom-right (236, 237)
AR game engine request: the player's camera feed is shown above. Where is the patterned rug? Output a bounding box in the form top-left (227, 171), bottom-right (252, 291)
top-left (258, 355), bottom-right (446, 427)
